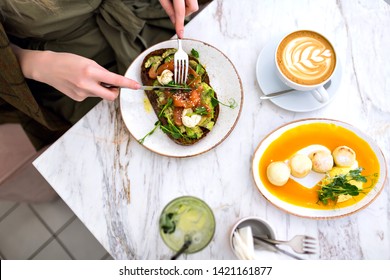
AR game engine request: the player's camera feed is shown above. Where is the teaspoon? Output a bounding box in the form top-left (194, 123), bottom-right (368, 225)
top-left (260, 80), bottom-right (332, 100)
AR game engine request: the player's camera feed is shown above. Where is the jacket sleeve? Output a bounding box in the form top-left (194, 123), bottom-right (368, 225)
top-left (0, 22), bottom-right (70, 149)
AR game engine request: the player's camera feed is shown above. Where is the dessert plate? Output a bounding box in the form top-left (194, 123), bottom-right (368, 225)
top-left (252, 118), bottom-right (387, 219)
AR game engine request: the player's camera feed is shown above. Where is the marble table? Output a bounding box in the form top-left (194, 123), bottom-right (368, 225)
top-left (33, 0), bottom-right (390, 260)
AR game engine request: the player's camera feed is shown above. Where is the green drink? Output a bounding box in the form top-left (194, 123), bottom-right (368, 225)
top-left (159, 196), bottom-right (215, 254)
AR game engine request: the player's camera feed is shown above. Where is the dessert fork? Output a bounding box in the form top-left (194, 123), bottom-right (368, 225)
top-left (254, 235), bottom-right (317, 254)
top-left (174, 39), bottom-right (189, 85)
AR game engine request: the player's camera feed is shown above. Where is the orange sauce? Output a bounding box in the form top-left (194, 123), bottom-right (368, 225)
top-left (258, 122), bottom-right (380, 209)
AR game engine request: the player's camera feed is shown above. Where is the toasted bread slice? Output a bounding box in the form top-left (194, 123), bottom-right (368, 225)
top-left (141, 48), bottom-right (219, 145)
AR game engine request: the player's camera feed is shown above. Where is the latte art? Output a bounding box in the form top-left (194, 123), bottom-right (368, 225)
top-left (283, 37), bottom-right (333, 81)
top-left (276, 31), bottom-right (336, 85)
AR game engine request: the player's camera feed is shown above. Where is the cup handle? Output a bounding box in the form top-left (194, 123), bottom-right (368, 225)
top-left (312, 86), bottom-right (329, 103)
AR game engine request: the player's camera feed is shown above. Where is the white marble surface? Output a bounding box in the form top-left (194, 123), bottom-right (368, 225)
top-left (33, 0), bottom-right (390, 260)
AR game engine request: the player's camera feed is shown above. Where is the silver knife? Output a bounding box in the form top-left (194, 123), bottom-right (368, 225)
top-left (140, 86), bottom-right (191, 91)
top-left (101, 83), bottom-right (190, 91)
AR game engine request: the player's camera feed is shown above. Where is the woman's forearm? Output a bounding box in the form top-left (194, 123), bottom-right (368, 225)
top-left (9, 44), bottom-right (140, 101)
top-left (10, 43), bottom-right (52, 81)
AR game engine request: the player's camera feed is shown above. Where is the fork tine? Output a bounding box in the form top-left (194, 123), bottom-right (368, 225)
top-left (301, 236), bottom-right (317, 254)
top-left (304, 236), bottom-right (316, 240)
top-left (174, 39), bottom-right (189, 84)
top-left (303, 240), bottom-right (317, 254)
top-left (304, 247), bottom-right (317, 253)
top-left (304, 238), bottom-right (317, 245)
top-left (183, 60), bottom-right (188, 84)
top-left (303, 250), bottom-right (317, 254)
top-left (179, 61), bottom-right (183, 84)
top-left (179, 60), bottom-right (182, 84)
top-left (304, 246), bottom-right (317, 252)
top-left (178, 60), bottom-right (187, 84)
top-left (180, 60), bottom-right (186, 84)
top-left (174, 60), bottom-right (178, 84)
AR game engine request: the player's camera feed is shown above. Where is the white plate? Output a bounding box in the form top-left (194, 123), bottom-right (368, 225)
top-left (256, 35), bottom-right (342, 112)
top-left (120, 39), bottom-right (243, 157)
top-left (252, 119), bottom-right (387, 219)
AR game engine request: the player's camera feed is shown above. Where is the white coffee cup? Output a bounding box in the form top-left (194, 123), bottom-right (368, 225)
top-left (274, 30), bottom-right (337, 103)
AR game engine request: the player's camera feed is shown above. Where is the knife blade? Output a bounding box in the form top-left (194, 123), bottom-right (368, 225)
top-left (140, 86), bottom-right (191, 91)
top-left (100, 83), bottom-right (191, 91)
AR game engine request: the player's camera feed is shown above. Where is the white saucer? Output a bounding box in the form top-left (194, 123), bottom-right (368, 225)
top-left (256, 35), bottom-right (342, 112)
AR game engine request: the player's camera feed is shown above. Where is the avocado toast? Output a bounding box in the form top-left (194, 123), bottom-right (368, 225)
top-left (140, 48), bottom-right (220, 145)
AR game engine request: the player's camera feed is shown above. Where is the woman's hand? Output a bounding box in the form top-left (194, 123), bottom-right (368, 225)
top-left (160, 0), bottom-right (199, 38)
top-left (11, 44), bottom-right (140, 101)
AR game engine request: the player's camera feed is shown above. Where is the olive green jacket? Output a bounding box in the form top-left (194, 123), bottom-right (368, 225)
top-left (0, 22), bottom-right (70, 149)
top-left (0, 0), bottom-right (175, 150)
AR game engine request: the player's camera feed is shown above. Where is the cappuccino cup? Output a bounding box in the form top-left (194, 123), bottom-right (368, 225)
top-left (275, 30), bottom-right (337, 103)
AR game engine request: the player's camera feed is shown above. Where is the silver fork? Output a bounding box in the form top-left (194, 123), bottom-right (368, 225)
top-left (254, 235), bottom-right (317, 254)
top-left (174, 39), bottom-right (189, 85)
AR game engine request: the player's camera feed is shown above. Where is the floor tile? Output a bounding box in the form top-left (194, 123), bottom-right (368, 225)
top-left (103, 253), bottom-right (114, 260)
top-left (0, 124), bottom-right (35, 180)
top-left (57, 218), bottom-right (108, 260)
top-left (30, 199), bottom-right (74, 232)
top-left (0, 204), bottom-right (52, 259)
top-left (0, 201), bottom-right (17, 220)
top-left (32, 239), bottom-right (72, 260)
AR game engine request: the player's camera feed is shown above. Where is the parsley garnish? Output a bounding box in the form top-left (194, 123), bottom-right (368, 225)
top-left (138, 97), bottom-right (192, 143)
top-left (191, 48), bottom-right (199, 58)
top-left (194, 106), bottom-right (208, 115)
top-left (158, 98), bottom-right (173, 118)
top-left (161, 118), bottom-right (185, 140)
top-left (211, 96), bottom-right (238, 109)
top-left (166, 81), bottom-right (191, 89)
top-left (317, 167), bottom-right (377, 205)
top-left (138, 98), bottom-right (173, 144)
top-left (138, 121), bottom-right (161, 144)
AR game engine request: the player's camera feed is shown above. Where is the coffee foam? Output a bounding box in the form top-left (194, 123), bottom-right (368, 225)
top-left (277, 31), bottom-right (336, 85)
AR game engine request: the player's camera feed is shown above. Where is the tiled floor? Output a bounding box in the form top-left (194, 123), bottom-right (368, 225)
top-left (0, 198), bottom-right (112, 260)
